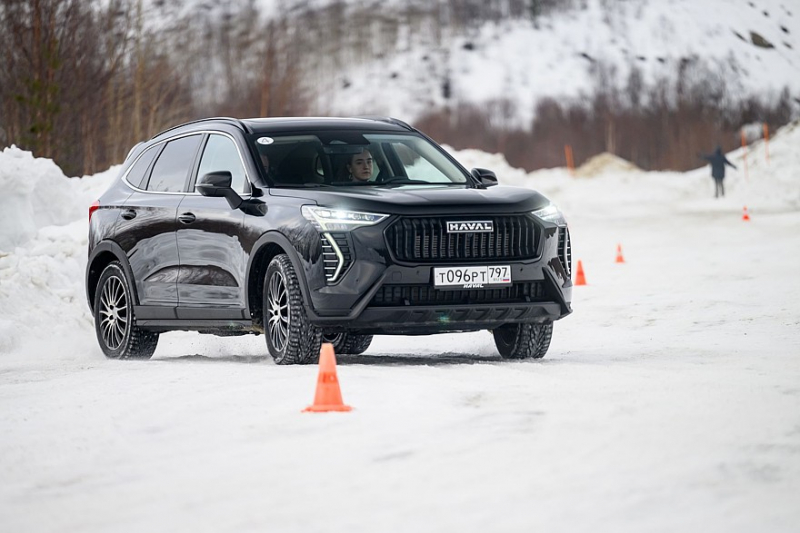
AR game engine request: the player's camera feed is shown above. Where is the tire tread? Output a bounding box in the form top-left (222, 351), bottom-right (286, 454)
top-left (265, 255), bottom-right (321, 365)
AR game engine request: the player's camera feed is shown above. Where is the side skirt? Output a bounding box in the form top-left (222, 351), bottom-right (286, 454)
top-left (134, 305), bottom-right (253, 333)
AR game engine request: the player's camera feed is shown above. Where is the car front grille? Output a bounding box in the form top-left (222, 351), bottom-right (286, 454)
top-left (558, 226), bottom-right (571, 277)
top-left (385, 215), bottom-right (540, 262)
top-left (370, 282), bottom-right (546, 307)
top-left (321, 232), bottom-right (351, 283)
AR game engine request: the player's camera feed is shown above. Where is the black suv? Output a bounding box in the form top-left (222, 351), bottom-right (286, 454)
top-left (86, 117), bottom-right (572, 364)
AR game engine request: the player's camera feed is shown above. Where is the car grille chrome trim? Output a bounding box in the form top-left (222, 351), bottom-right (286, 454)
top-left (321, 232), bottom-right (351, 283)
top-left (386, 215), bottom-right (539, 262)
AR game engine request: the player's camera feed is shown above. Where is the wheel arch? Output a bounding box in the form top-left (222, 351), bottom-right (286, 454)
top-left (86, 241), bottom-right (137, 314)
top-left (246, 231), bottom-right (313, 331)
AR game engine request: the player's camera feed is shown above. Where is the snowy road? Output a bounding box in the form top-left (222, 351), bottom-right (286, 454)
top-left (2, 134), bottom-right (800, 532)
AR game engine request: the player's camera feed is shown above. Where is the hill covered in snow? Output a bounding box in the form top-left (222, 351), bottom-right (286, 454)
top-left (259, 0), bottom-right (800, 125)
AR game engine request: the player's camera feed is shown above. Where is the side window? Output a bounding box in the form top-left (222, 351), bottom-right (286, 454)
top-left (146, 135), bottom-right (202, 193)
top-left (196, 134), bottom-right (249, 193)
top-left (125, 146), bottom-right (159, 189)
top-left (391, 142), bottom-right (450, 182)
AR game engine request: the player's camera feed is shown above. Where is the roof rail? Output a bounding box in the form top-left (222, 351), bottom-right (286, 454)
top-left (151, 117), bottom-right (250, 139)
top-left (353, 115), bottom-right (416, 131)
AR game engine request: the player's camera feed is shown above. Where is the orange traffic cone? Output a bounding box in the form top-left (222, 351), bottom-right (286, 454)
top-left (303, 343), bottom-right (352, 413)
top-left (742, 206), bottom-right (751, 221)
top-left (615, 244), bottom-right (625, 263)
top-left (574, 260), bottom-right (587, 286)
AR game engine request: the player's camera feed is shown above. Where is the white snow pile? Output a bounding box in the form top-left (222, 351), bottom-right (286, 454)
top-left (0, 148), bottom-right (116, 353)
top-left (574, 153), bottom-right (641, 177)
top-left (0, 146), bottom-right (117, 252)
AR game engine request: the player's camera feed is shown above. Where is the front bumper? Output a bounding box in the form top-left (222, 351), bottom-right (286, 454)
top-left (299, 216), bottom-right (572, 334)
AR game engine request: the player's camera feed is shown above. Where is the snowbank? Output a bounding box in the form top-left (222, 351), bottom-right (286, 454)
top-left (0, 148), bottom-right (116, 353)
top-left (0, 221), bottom-right (96, 354)
top-left (0, 146), bottom-right (117, 252)
top-left (574, 152), bottom-right (641, 177)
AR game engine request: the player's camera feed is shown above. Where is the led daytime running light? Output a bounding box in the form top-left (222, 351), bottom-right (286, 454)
top-left (302, 206), bottom-right (388, 232)
top-left (531, 204), bottom-right (566, 225)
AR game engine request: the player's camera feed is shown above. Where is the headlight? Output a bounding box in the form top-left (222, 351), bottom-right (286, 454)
top-left (301, 206), bottom-right (388, 232)
top-left (531, 204), bottom-right (567, 225)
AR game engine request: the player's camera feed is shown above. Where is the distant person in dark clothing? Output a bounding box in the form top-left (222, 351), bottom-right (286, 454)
top-left (700, 146), bottom-right (737, 198)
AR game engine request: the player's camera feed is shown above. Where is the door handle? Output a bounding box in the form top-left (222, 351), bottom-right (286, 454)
top-left (121, 209), bottom-right (136, 220)
top-left (178, 212), bottom-right (196, 224)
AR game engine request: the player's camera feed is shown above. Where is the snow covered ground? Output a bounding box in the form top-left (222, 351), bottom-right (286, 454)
top-left (1, 123), bottom-right (799, 532)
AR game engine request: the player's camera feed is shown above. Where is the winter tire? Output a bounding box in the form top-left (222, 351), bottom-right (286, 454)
top-left (264, 254), bottom-right (322, 364)
top-left (322, 332), bottom-right (374, 355)
top-left (493, 322), bottom-right (553, 359)
top-left (94, 262), bottom-right (159, 359)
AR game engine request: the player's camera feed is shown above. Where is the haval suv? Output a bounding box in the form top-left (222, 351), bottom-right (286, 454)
top-left (86, 117), bottom-right (572, 363)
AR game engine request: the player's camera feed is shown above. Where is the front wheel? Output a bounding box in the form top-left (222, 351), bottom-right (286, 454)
top-left (264, 254), bottom-right (322, 365)
top-left (493, 322), bottom-right (553, 359)
top-left (93, 262), bottom-right (159, 359)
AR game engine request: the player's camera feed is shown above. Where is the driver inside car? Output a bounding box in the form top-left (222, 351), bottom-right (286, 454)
top-left (346, 148), bottom-right (374, 181)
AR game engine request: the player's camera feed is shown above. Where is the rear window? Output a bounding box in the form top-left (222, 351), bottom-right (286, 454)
top-left (125, 146), bottom-right (159, 189)
top-left (146, 135), bottom-right (202, 193)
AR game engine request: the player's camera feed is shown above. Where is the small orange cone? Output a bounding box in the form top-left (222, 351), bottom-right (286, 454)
top-left (303, 343), bottom-right (352, 413)
top-left (615, 244), bottom-right (625, 263)
top-left (742, 206), bottom-right (751, 221)
top-left (574, 260), bottom-right (587, 286)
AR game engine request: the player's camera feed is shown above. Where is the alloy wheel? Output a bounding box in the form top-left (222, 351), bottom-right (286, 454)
top-left (267, 270), bottom-right (289, 352)
top-left (98, 275), bottom-right (128, 350)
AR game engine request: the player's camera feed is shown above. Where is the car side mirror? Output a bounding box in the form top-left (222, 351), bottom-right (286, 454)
top-left (471, 168), bottom-right (498, 187)
top-left (197, 171), bottom-right (242, 209)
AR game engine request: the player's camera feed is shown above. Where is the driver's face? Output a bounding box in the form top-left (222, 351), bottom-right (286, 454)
top-left (348, 150), bottom-right (373, 181)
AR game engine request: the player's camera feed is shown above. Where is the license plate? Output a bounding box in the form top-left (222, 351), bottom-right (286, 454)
top-left (433, 265), bottom-right (511, 288)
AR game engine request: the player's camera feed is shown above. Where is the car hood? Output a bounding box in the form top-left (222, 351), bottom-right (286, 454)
top-left (268, 185), bottom-right (550, 215)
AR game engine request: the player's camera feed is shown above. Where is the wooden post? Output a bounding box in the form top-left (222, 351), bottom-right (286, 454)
top-left (763, 123), bottom-right (770, 165)
top-left (740, 129), bottom-right (749, 181)
top-left (564, 144), bottom-right (575, 175)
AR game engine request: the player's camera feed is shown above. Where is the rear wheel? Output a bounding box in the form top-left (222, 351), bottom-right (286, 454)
top-left (322, 332), bottom-right (373, 355)
top-left (493, 322), bottom-right (553, 359)
top-left (264, 254), bottom-right (321, 365)
top-left (94, 262), bottom-right (159, 359)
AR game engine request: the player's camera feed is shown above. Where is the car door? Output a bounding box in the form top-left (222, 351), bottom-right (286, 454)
top-left (117, 134), bottom-right (202, 309)
top-left (175, 133), bottom-right (248, 316)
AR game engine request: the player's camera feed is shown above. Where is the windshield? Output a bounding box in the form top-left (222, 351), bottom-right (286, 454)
top-left (249, 132), bottom-right (470, 187)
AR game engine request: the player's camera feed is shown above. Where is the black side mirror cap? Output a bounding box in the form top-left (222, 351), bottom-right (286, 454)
top-left (197, 171), bottom-right (233, 196)
top-left (471, 168), bottom-right (498, 187)
top-left (197, 171), bottom-right (242, 209)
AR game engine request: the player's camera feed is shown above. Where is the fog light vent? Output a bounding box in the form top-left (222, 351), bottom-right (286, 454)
top-left (558, 226), bottom-right (571, 277)
top-left (321, 232), bottom-right (351, 283)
